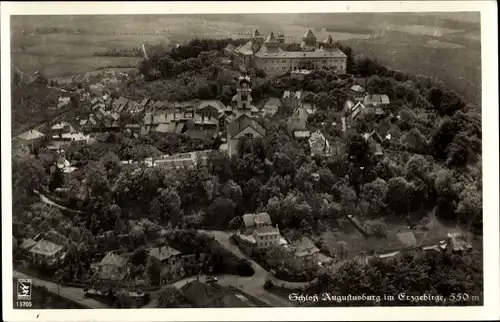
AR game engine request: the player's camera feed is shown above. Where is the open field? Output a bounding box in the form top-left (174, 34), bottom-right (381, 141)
top-left (11, 13), bottom-right (480, 104)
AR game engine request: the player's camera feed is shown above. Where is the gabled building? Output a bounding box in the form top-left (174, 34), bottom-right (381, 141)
top-left (181, 281), bottom-right (257, 308)
top-left (308, 130), bottom-right (332, 156)
top-left (288, 105), bottom-right (309, 131)
top-left (281, 90), bottom-right (302, 115)
top-left (363, 94), bottom-right (390, 111)
top-left (349, 85), bottom-right (366, 101)
top-left (237, 213), bottom-right (287, 251)
top-left (50, 122), bottom-right (75, 137)
top-left (112, 96), bottom-right (130, 113)
top-left (57, 97), bottom-right (72, 109)
top-left (261, 97), bottom-right (281, 117)
top-left (362, 130), bottom-right (384, 157)
top-left (301, 29), bottom-right (317, 50)
top-left (147, 246), bottom-right (182, 265)
top-left (97, 252), bottom-right (129, 281)
top-left (147, 246), bottom-right (184, 284)
top-left (226, 114), bottom-right (266, 157)
top-left (12, 129), bottom-right (46, 154)
top-left (29, 239), bottom-right (64, 267)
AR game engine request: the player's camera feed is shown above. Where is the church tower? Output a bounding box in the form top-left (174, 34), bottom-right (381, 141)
top-left (232, 75), bottom-right (253, 111)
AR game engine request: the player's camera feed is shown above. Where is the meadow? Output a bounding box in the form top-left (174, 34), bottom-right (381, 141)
top-left (10, 13), bottom-right (481, 104)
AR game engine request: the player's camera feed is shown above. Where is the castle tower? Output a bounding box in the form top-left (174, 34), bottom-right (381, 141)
top-left (301, 29), bottom-right (317, 50)
top-left (277, 32), bottom-right (285, 44)
top-left (252, 29), bottom-right (264, 46)
top-left (264, 32), bottom-right (279, 48)
top-left (321, 34), bottom-right (336, 51)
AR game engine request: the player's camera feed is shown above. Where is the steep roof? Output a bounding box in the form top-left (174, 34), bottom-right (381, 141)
top-left (295, 237), bottom-right (320, 257)
top-left (253, 29), bottom-right (261, 37)
top-left (264, 97), bottom-right (281, 107)
top-left (197, 100), bottom-right (226, 113)
top-left (227, 114), bottom-right (266, 138)
top-left (323, 34), bottom-right (334, 44)
top-left (363, 94), bottom-right (390, 106)
top-left (303, 29), bottom-right (316, 39)
top-left (16, 130), bottom-right (45, 141)
top-left (20, 238), bottom-right (37, 250)
top-left (254, 225), bottom-right (279, 235)
top-left (147, 246), bottom-right (181, 262)
top-left (236, 40), bottom-right (258, 56)
top-left (181, 281), bottom-right (222, 307)
top-left (242, 212), bottom-right (272, 228)
top-left (29, 239), bottom-right (63, 257)
top-left (99, 252), bottom-right (128, 268)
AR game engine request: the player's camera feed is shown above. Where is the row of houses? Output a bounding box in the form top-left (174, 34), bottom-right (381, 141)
top-left (235, 212), bottom-right (333, 267)
top-left (95, 245), bottom-right (207, 286)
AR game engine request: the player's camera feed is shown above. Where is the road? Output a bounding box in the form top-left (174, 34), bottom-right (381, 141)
top-left (146, 231), bottom-right (294, 308)
top-left (33, 190), bottom-right (84, 214)
top-left (27, 192), bottom-right (294, 307)
top-left (13, 270), bottom-right (107, 309)
top-left (200, 230), bottom-right (294, 307)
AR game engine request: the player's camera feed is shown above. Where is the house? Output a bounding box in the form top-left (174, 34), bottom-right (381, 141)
top-left (57, 97), bottom-right (72, 109)
top-left (112, 96), bottom-right (129, 113)
top-left (196, 100), bottom-right (226, 119)
top-left (261, 98), bottom-right (281, 117)
top-left (151, 150), bottom-right (210, 170)
top-left (237, 213), bottom-right (287, 250)
top-left (281, 91), bottom-right (302, 115)
top-left (147, 246), bottom-right (182, 265)
top-left (445, 233), bottom-right (473, 254)
top-left (293, 237), bottom-right (333, 266)
top-left (181, 281), bottom-right (257, 308)
top-left (349, 85), bottom-right (366, 101)
top-left (363, 94), bottom-right (390, 110)
top-left (29, 239), bottom-right (64, 267)
top-left (302, 102), bottom-right (317, 115)
top-left (97, 252), bottom-right (129, 281)
top-left (288, 105), bottom-right (309, 131)
top-left (294, 237), bottom-right (320, 259)
top-left (308, 130), bottom-right (332, 156)
top-left (362, 130), bottom-right (384, 157)
top-left (19, 238), bottom-right (37, 258)
top-left (50, 122), bottom-right (75, 136)
top-left (12, 130), bottom-right (46, 153)
top-left (226, 114), bottom-right (266, 157)
top-left (293, 130), bottom-right (311, 139)
top-left (147, 246), bottom-right (184, 284)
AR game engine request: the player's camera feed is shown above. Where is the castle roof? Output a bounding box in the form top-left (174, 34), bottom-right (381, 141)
top-left (323, 34), bottom-right (334, 44)
top-left (303, 29), bottom-right (316, 39)
top-left (265, 32), bottom-right (278, 44)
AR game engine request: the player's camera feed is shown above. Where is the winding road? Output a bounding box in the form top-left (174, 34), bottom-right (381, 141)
top-left (27, 194), bottom-right (294, 308)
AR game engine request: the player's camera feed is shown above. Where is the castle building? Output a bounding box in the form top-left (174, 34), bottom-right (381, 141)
top-left (227, 28), bottom-right (347, 76)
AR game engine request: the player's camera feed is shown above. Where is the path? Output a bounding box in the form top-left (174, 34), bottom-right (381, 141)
top-left (29, 194), bottom-right (293, 307)
top-left (13, 270), bottom-right (107, 309)
top-left (33, 190), bottom-right (84, 214)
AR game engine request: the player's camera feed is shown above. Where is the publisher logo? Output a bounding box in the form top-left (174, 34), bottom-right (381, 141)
top-left (17, 279), bottom-right (32, 301)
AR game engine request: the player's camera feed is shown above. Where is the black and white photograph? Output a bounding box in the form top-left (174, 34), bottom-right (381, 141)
top-left (2, 2), bottom-right (498, 321)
